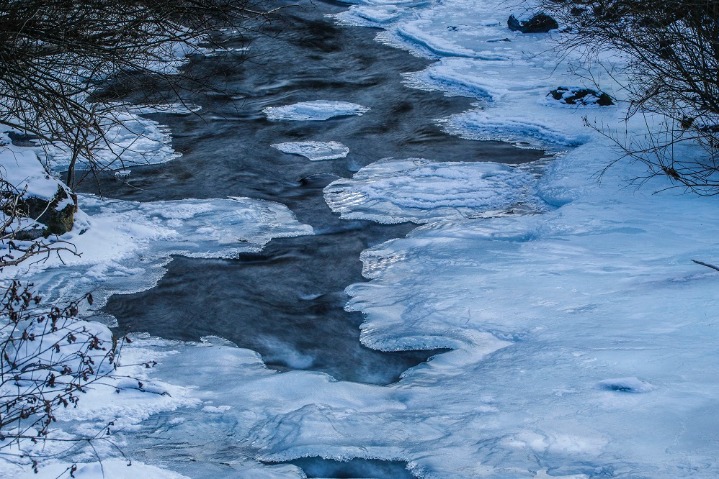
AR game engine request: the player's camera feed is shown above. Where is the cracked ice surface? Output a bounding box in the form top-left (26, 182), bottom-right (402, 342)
top-left (324, 157), bottom-right (545, 224)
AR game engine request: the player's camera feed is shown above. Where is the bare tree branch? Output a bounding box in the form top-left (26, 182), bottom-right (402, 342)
top-left (541, 0), bottom-right (719, 193)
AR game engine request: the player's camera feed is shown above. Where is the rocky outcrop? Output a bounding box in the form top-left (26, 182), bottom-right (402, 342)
top-left (20, 185), bottom-right (77, 238)
top-left (548, 86), bottom-right (614, 106)
top-left (0, 139), bottom-right (78, 239)
top-left (507, 13), bottom-right (559, 33)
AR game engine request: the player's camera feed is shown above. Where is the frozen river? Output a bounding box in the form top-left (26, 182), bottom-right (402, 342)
top-left (98, 1), bottom-right (540, 385)
top-left (3, 0), bottom-right (719, 478)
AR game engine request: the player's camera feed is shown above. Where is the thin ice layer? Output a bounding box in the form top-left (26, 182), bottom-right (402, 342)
top-left (45, 109), bottom-right (180, 172)
top-left (324, 158), bottom-right (543, 224)
top-left (271, 141), bottom-right (350, 161)
top-left (263, 100), bottom-right (370, 121)
top-left (4, 194), bottom-right (313, 307)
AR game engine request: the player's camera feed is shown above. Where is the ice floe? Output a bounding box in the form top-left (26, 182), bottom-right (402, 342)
top-left (2, 194), bottom-right (313, 307)
top-left (271, 141), bottom-right (350, 161)
top-left (324, 157), bottom-right (545, 224)
top-left (43, 109), bottom-right (180, 173)
top-left (263, 100), bottom-right (370, 121)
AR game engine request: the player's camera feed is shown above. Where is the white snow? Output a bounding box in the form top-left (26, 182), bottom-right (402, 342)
top-left (272, 141), bottom-right (350, 160)
top-left (0, 139), bottom-right (64, 200)
top-left (9, 459), bottom-right (192, 479)
top-left (263, 100), bottom-right (370, 121)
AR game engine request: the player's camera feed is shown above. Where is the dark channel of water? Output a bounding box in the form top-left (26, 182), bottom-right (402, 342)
top-left (284, 458), bottom-right (416, 479)
top-left (86, 0), bottom-right (544, 385)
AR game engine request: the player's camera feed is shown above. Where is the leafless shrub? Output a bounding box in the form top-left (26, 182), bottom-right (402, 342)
top-left (542, 0), bottom-right (719, 193)
top-left (0, 0), bottom-right (269, 187)
top-left (0, 281), bottom-right (127, 469)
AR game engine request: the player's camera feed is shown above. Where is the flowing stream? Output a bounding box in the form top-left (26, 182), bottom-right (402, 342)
top-left (85, 0), bottom-right (542, 386)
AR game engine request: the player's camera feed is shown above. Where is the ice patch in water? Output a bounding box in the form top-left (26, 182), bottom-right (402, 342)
top-left (271, 141), bottom-right (350, 161)
top-left (263, 100), bottom-right (370, 121)
top-left (3, 194), bottom-right (313, 307)
top-left (125, 102), bottom-right (202, 115)
top-left (334, 3), bottom-right (412, 27)
top-left (324, 157), bottom-right (544, 224)
top-left (44, 110), bottom-right (180, 172)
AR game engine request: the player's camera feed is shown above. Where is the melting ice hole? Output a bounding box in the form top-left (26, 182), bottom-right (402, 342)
top-left (279, 458), bottom-right (417, 479)
top-left (597, 377), bottom-right (654, 394)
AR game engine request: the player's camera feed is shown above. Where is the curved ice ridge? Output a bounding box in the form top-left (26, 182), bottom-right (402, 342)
top-left (443, 111), bottom-right (589, 149)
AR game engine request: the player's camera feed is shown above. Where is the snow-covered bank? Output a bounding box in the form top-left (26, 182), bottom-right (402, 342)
top-left (306, 0), bottom-right (718, 476)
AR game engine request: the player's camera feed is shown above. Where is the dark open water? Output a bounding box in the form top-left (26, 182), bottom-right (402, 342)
top-left (84, 0), bottom-right (543, 385)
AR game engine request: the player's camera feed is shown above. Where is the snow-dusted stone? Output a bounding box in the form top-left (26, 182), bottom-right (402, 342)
top-left (507, 13), bottom-right (558, 33)
top-left (548, 87), bottom-right (614, 106)
top-left (0, 145), bottom-right (76, 236)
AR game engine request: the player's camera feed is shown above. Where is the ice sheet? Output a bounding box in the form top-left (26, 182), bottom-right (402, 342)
top-left (324, 157), bottom-right (545, 223)
top-left (2, 194), bottom-right (313, 308)
top-left (334, 140), bottom-right (719, 477)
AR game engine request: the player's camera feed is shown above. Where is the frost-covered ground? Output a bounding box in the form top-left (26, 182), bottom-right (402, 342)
top-left (2, 0), bottom-right (719, 477)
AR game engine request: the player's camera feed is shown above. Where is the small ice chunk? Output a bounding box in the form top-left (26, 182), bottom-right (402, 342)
top-left (114, 169), bottom-right (131, 180)
top-left (263, 100), bottom-right (369, 121)
top-left (597, 377), bottom-right (655, 393)
top-left (272, 141), bottom-right (350, 161)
